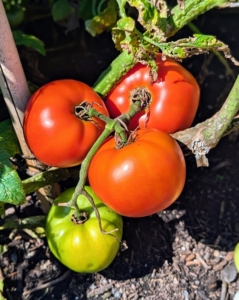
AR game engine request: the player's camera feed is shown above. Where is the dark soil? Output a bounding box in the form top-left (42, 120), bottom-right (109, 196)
top-left (1, 6), bottom-right (239, 300)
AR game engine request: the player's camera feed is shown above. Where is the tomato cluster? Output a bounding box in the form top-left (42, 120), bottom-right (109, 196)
top-left (24, 56), bottom-right (200, 273)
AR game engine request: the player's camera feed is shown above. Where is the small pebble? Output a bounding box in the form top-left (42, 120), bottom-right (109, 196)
top-left (114, 290), bottom-right (122, 298)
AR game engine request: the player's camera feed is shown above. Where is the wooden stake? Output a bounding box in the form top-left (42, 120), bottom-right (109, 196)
top-left (0, 0), bottom-right (59, 213)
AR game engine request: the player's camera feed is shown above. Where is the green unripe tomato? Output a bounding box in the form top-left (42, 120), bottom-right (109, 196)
top-left (234, 242), bottom-right (239, 272)
top-left (46, 186), bottom-right (123, 273)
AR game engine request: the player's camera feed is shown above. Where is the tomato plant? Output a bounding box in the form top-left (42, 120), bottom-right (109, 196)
top-left (105, 54), bottom-right (200, 133)
top-left (46, 186), bottom-right (123, 273)
top-left (23, 79), bottom-right (109, 167)
top-left (88, 128), bottom-right (186, 217)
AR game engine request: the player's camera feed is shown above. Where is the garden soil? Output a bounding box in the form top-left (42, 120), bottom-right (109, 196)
top-left (1, 6), bottom-right (239, 300)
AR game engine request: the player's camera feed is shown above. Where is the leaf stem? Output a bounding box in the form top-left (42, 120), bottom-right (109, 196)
top-left (116, 0), bottom-right (127, 18)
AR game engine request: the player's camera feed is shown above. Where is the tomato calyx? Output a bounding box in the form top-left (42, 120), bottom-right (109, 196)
top-left (71, 211), bottom-right (88, 225)
top-left (114, 129), bottom-right (137, 149)
top-left (130, 86), bottom-right (151, 109)
top-left (74, 101), bottom-right (96, 121)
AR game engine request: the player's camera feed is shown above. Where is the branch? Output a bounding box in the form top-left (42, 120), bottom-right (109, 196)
top-left (93, 50), bottom-right (135, 96)
top-left (0, 2), bottom-right (61, 212)
top-left (167, 0), bottom-right (229, 37)
top-left (22, 168), bottom-right (71, 195)
top-left (172, 75), bottom-right (239, 167)
top-left (0, 215), bottom-right (45, 230)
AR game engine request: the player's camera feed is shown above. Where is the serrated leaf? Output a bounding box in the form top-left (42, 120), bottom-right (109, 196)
top-left (13, 30), bottom-right (46, 56)
top-left (127, 0), bottom-right (168, 40)
top-left (0, 148), bottom-right (25, 205)
top-left (85, 0), bottom-right (118, 36)
top-left (0, 119), bottom-right (21, 157)
top-left (158, 34), bottom-right (239, 65)
top-left (51, 0), bottom-right (75, 22)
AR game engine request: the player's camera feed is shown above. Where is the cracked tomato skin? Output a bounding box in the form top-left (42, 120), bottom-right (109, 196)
top-left (46, 186), bottom-right (123, 273)
top-left (88, 128), bottom-right (186, 217)
top-left (105, 54), bottom-right (200, 133)
top-left (23, 79), bottom-right (109, 167)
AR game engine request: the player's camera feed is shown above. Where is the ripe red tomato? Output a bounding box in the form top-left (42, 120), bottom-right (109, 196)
top-left (88, 128), bottom-right (186, 217)
top-left (23, 79), bottom-right (109, 167)
top-left (105, 54), bottom-right (200, 133)
top-left (46, 186), bottom-right (123, 273)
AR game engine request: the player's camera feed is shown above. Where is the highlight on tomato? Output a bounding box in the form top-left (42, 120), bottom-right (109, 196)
top-left (88, 128), bottom-right (186, 218)
top-left (105, 54), bottom-right (200, 134)
top-left (46, 186), bottom-right (123, 273)
top-left (23, 79), bottom-right (109, 168)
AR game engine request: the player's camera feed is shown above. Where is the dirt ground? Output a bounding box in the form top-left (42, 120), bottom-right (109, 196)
top-left (1, 5), bottom-right (239, 300)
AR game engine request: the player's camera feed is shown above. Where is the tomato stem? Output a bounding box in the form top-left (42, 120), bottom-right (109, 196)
top-left (68, 100), bottom-right (144, 215)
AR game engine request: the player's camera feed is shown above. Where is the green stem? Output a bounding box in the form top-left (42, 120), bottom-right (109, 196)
top-left (68, 100), bottom-right (144, 211)
top-left (116, 0), bottom-right (127, 17)
top-left (202, 75), bottom-right (239, 144)
top-left (68, 125), bottom-right (114, 212)
top-left (0, 215), bottom-right (45, 230)
top-left (172, 75), bottom-right (239, 151)
top-left (93, 50), bottom-right (135, 97)
top-left (167, 0), bottom-right (229, 38)
top-left (22, 168), bottom-right (71, 195)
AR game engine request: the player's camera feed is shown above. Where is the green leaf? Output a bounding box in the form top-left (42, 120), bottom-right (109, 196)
top-left (13, 30), bottom-right (46, 56)
top-left (127, 0), bottom-right (168, 39)
top-left (51, 0), bottom-right (75, 22)
top-left (117, 17), bottom-right (135, 32)
top-left (0, 119), bottom-right (21, 157)
top-left (158, 34), bottom-right (239, 65)
top-left (0, 148), bottom-right (25, 205)
top-left (85, 0), bottom-right (118, 36)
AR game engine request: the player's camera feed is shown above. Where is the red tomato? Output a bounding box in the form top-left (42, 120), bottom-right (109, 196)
top-left (105, 54), bottom-right (200, 133)
top-left (88, 129), bottom-right (186, 217)
top-left (23, 79), bottom-right (109, 167)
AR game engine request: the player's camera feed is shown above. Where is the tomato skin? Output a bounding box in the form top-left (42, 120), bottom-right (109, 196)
top-left (88, 129), bottom-right (186, 217)
top-left (23, 79), bottom-right (109, 167)
top-left (234, 242), bottom-right (239, 272)
top-left (46, 186), bottom-right (123, 273)
top-left (105, 54), bottom-right (200, 133)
